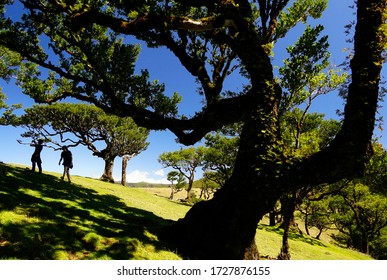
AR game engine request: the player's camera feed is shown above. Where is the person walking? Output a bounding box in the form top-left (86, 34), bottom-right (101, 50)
top-left (30, 139), bottom-right (44, 173)
top-left (59, 146), bottom-right (73, 183)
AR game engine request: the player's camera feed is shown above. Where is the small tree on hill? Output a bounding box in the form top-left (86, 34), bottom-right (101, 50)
top-left (202, 129), bottom-right (240, 188)
top-left (200, 172), bottom-right (221, 199)
top-left (329, 183), bottom-right (387, 255)
top-left (175, 172), bottom-right (188, 196)
top-left (159, 147), bottom-right (205, 200)
top-left (167, 170), bottom-right (179, 200)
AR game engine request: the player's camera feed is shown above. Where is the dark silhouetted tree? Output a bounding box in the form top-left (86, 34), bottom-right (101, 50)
top-left (1, 0), bottom-right (386, 259)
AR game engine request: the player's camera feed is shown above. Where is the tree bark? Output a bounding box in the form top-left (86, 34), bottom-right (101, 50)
top-left (304, 214), bottom-right (310, 236)
top-left (121, 156), bottom-right (128, 186)
top-left (316, 228), bottom-right (323, 240)
top-left (186, 175), bottom-right (195, 201)
top-left (278, 192), bottom-right (297, 260)
top-left (169, 185), bottom-right (174, 200)
top-left (361, 235), bottom-right (369, 255)
top-left (269, 212), bottom-right (277, 226)
top-left (121, 154), bottom-right (135, 186)
top-left (100, 157), bottom-right (115, 183)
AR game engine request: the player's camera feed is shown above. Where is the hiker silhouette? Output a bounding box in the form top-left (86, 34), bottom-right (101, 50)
top-left (30, 139), bottom-right (44, 173)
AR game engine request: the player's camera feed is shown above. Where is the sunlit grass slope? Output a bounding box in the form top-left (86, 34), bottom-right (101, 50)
top-left (255, 225), bottom-right (372, 260)
top-left (0, 163), bottom-right (189, 259)
top-left (0, 163), bottom-right (373, 260)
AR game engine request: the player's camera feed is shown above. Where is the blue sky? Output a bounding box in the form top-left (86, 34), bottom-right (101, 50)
top-left (1, 0), bottom-right (385, 184)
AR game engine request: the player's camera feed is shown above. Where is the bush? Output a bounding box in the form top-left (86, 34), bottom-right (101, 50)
top-left (370, 231), bottom-right (387, 260)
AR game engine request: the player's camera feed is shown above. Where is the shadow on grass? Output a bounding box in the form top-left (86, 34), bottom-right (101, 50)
top-left (258, 224), bottom-right (327, 247)
top-left (0, 163), bottom-right (174, 259)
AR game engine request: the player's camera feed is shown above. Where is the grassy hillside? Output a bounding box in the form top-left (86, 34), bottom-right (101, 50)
top-left (255, 225), bottom-right (371, 260)
top-left (0, 163), bottom-right (188, 260)
top-left (0, 163), bottom-right (372, 260)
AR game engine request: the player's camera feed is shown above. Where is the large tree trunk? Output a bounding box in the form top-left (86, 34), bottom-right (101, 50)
top-left (361, 235), bottom-right (370, 255)
top-left (165, 104), bottom-right (283, 259)
top-left (121, 155), bottom-right (131, 186)
top-left (121, 156), bottom-right (128, 186)
top-left (100, 157), bottom-right (115, 183)
top-left (121, 154), bottom-right (135, 186)
top-left (165, 169), bottom-right (280, 259)
top-left (185, 175), bottom-right (195, 201)
top-left (169, 184), bottom-right (174, 200)
top-left (269, 212), bottom-right (277, 226)
top-left (163, 0), bottom-right (385, 260)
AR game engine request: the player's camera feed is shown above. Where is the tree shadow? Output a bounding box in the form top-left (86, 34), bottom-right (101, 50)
top-left (0, 163), bottom-right (174, 259)
top-left (258, 224), bottom-right (327, 247)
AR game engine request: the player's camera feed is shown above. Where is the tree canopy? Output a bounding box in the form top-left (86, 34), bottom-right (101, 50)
top-left (159, 146), bottom-right (205, 200)
top-left (17, 103), bottom-right (149, 182)
top-left (0, 0), bottom-right (386, 259)
top-left (0, 46), bottom-right (21, 125)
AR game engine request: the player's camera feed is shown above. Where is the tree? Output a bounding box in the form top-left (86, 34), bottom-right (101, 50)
top-left (279, 26), bottom-right (347, 107)
top-left (301, 198), bottom-right (332, 239)
top-left (299, 143), bottom-right (387, 257)
top-left (326, 143), bottom-right (387, 256)
top-left (17, 103), bottom-right (149, 183)
top-left (0, 91), bottom-right (20, 125)
top-left (175, 172), bottom-right (188, 196)
top-left (202, 129), bottom-right (240, 188)
top-left (329, 183), bottom-right (387, 255)
top-left (298, 181), bottom-right (346, 238)
top-left (167, 170), bottom-right (180, 200)
top-left (121, 155), bottom-right (134, 186)
top-left (0, 46), bottom-right (21, 125)
top-left (277, 110), bottom-right (341, 259)
top-left (274, 23), bottom-right (346, 259)
top-left (200, 172), bottom-right (221, 199)
top-left (0, 0), bottom-right (385, 259)
top-left (159, 147), bottom-right (205, 200)
top-left (361, 142), bottom-right (387, 194)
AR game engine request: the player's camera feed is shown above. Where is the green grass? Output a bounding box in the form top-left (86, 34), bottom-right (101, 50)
top-left (255, 224), bottom-right (372, 260)
top-left (0, 163), bottom-right (374, 260)
top-left (0, 163), bottom-right (189, 259)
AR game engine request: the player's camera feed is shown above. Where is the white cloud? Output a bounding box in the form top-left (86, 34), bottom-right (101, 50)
top-left (124, 169), bottom-right (169, 184)
top-left (153, 169), bottom-right (164, 176)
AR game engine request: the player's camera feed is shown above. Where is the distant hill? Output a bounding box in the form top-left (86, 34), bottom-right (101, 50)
top-left (122, 178), bottom-right (204, 189)
top-left (123, 181), bottom-right (170, 188)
